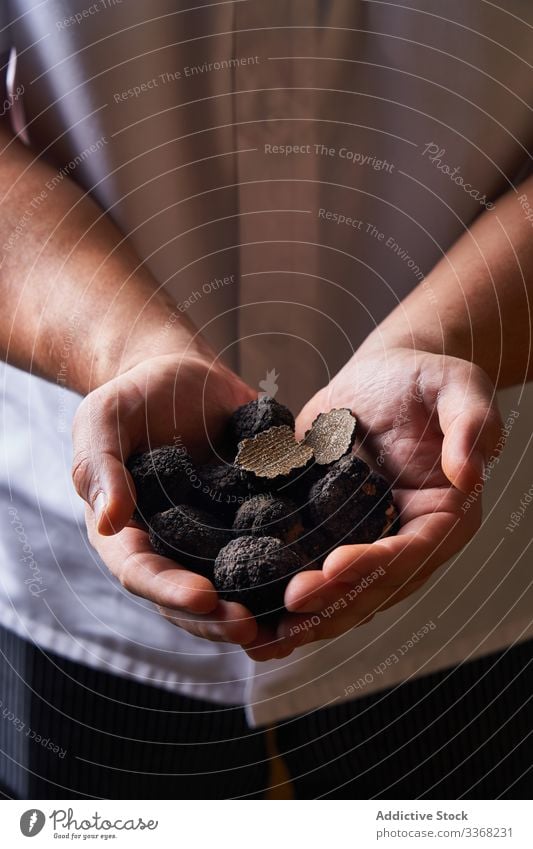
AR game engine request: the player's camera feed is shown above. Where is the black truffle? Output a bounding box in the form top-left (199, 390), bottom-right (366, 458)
top-left (308, 453), bottom-right (398, 545)
top-left (228, 397), bottom-right (295, 444)
top-left (297, 526), bottom-right (336, 567)
top-left (214, 536), bottom-right (306, 617)
top-left (283, 460), bottom-right (329, 508)
top-left (127, 445), bottom-right (193, 522)
top-left (195, 462), bottom-right (257, 520)
top-left (304, 408), bottom-right (357, 464)
top-left (233, 495), bottom-right (303, 543)
top-left (149, 505), bottom-right (232, 578)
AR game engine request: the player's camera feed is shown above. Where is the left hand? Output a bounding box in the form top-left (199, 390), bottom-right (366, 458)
top-left (72, 353), bottom-right (259, 648)
top-left (244, 347), bottom-right (502, 660)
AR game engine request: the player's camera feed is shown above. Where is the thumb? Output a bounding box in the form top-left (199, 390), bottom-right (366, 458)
top-left (294, 385), bottom-right (333, 440)
top-left (437, 362), bottom-right (503, 494)
top-left (72, 391), bottom-right (136, 536)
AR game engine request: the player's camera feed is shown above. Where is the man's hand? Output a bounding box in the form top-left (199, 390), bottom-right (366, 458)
top-left (244, 347), bottom-right (502, 660)
top-left (72, 352), bottom-right (260, 647)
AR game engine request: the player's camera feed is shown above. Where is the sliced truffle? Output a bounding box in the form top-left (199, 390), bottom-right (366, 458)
top-left (127, 445), bottom-right (193, 522)
top-left (235, 425), bottom-right (314, 480)
top-left (228, 397), bottom-right (295, 444)
top-left (308, 453), bottom-right (398, 545)
top-left (233, 495), bottom-right (303, 543)
top-left (304, 408), bottom-right (357, 465)
top-left (149, 505), bottom-right (231, 578)
top-left (194, 462), bottom-right (257, 520)
top-left (214, 536), bottom-right (306, 618)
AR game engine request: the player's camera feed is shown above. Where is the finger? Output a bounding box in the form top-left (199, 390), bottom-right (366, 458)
top-left (287, 567), bottom-right (428, 613)
top-left (276, 593), bottom-right (381, 644)
top-left (86, 506), bottom-right (218, 615)
top-left (322, 486), bottom-right (480, 586)
top-left (294, 386), bottom-right (331, 440)
top-left (277, 578), bottom-right (429, 646)
top-left (249, 581), bottom-right (397, 656)
top-left (243, 616), bottom-right (325, 660)
top-left (242, 622), bottom-right (288, 661)
top-left (437, 362), bottom-right (502, 493)
top-left (284, 568), bottom-right (341, 612)
top-left (72, 388), bottom-right (136, 535)
top-left (159, 601), bottom-right (258, 645)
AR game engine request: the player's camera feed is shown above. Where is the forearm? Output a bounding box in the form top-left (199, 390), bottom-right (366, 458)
top-left (359, 174), bottom-right (533, 387)
top-left (0, 123), bottom-right (210, 394)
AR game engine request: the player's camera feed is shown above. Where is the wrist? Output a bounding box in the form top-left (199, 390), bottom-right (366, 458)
top-left (357, 306), bottom-right (472, 364)
top-left (89, 291), bottom-right (214, 391)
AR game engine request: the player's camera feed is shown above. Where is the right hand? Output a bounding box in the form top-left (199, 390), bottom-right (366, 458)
top-left (72, 352), bottom-right (260, 646)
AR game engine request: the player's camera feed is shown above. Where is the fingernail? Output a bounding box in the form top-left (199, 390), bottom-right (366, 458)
top-left (290, 596), bottom-right (326, 613)
top-left (205, 631), bottom-right (226, 643)
top-left (274, 645), bottom-right (295, 659)
top-left (324, 557), bottom-right (366, 583)
top-left (292, 629), bottom-right (314, 647)
top-left (210, 627), bottom-right (246, 644)
top-left (94, 492), bottom-right (107, 526)
top-left (208, 626), bottom-right (233, 641)
top-left (471, 450), bottom-right (486, 480)
top-left (330, 566), bottom-right (370, 585)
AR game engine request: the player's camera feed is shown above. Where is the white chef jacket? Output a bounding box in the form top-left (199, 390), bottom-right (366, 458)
top-left (0, 0), bottom-right (532, 726)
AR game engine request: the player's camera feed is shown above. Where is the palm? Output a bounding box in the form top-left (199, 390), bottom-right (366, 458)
top-left (109, 354), bottom-right (253, 460)
top-left (308, 350), bottom-right (453, 484)
top-left (74, 353), bottom-right (260, 648)
top-left (242, 348), bottom-right (502, 659)
top-left (302, 349), bottom-right (483, 577)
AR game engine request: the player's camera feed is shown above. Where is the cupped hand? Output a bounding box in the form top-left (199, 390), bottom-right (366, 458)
top-left (72, 353), bottom-right (259, 647)
top-left (244, 347), bottom-right (503, 660)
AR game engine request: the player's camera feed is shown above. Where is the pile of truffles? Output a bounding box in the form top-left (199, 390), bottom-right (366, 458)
top-left (127, 397), bottom-right (398, 619)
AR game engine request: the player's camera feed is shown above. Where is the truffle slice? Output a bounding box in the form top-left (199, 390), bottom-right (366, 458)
top-left (127, 445), bottom-right (193, 522)
top-left (308, 453), bottom-right (398, 545)
top-left (235, 425), bottom-right (314, 480)
top-left (228, 397), bottom-right (295, 444)
top-left (214, 536), bottom-right (306, 618)
top-left (304, 408), bottom-right (357, 465)
top-left (149, 505), bottom-right (231, 578)
top-left (195, 462), bottom-right (257, 519)
top-left (233, 495), bottom-right (303, 543)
